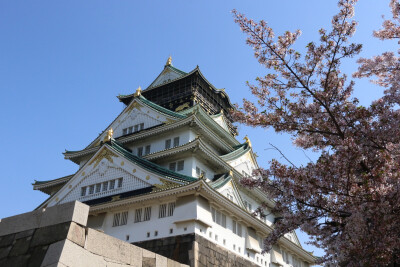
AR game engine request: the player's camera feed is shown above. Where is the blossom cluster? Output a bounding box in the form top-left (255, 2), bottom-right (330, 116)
top-left (233, 0), bottom-right (400, 265)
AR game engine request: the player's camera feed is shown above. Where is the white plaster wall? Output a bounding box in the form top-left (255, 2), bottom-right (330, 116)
top-left (194, 207), bottom-right (272, 267)
top-left (102, 202), bottom-right (196, 244)
top-left (191, 157), bottom-right (215, 180)
top-left (128, 128), bottom-right (196, 156)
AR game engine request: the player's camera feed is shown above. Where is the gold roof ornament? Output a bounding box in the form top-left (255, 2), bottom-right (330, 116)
top-left (229, 170), bottom-right (233, 177)
top-left (165, 55), bottom-right (172, 66)
top-left (244, 135), bottom-right (252, 147)
top-left (134, 86), bottom-right (142, 97)
top-left (106, 128), bottom-right (114, 141)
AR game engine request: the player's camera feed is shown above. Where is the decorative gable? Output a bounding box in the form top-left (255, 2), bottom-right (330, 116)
top-left (43, 145), bottom-right (184, 208)
top-left (148, 66), bottom-right (185, 88)
top-left (211, 114), bottom-right (230, 132)
top-left (216, 179), bottom-right (244, 208)
top-left (226, 150), bottom-right (258, 177)
top-left (89, 98), bottom-right (179, 148)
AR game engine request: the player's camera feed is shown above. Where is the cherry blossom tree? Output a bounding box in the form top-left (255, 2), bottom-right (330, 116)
top-left (233, 0), bottom-right (400, 265)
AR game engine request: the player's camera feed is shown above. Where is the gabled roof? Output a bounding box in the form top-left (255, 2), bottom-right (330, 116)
top-left (64, 103), bottom-right (240, 165)
top-left (82, 94), bottom-right (185, 150)
top-left (147, 65), bottom-right (188, 89)
top-left (108, 139), bottom-right (196, 183)
top-left (32, 174), bottom-right (74, 195)
top-left (220, 143), bottom-right (250, 161)
top-left (35, 139), bottom-right (197, 198)
top-left (209, 173), bottom-right (233, 189)
top-left (118, 65), bottom-right (234, 110)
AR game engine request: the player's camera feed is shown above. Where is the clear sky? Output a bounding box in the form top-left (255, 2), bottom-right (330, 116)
top-left (0, 0), bottom-right (396, 260)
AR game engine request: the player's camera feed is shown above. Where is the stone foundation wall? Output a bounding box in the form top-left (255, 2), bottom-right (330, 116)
top-left (0, 201), bottom-right (187, 267)
top-left (134, 234), bottom-right (259, 267)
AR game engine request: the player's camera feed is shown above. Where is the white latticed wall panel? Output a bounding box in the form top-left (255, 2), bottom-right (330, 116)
top-left (60, 160), bottom-right (151, 203)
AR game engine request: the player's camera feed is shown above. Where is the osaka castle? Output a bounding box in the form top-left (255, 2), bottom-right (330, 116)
top-left (32, 57), bottom-right (315, 267)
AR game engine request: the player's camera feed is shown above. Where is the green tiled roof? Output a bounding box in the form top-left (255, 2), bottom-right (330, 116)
top-left (209, 173), bottom-right (232, 189)
top-left (138, 95), bottom-right (186, 118)
top-left (109, 139), bottom-right (197, 183)
top-left (32, 174), bottom-right (74, 186)
top-left (220, 143), bottom-right (250, 161)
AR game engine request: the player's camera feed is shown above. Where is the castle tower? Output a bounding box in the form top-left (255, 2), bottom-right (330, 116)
top-left (33, 59), bottom-right (315, 267)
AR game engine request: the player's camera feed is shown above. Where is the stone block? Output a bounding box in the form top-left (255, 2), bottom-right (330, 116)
top-left (27, 245), bottom-right (48, 267)
top-left (0, 233), bottom-right (15, 248)
top-left (66, 222), bottom-right (85, 247)
top-left (167, 258), bottom-right (180, 267)
top-left (156, 254), bottom-right (167, 267)
top-left (39, 201), bottom-right (89, 228)
top-left (15, 229), bottom-right (35, 240)
top-left (0, 209), bottom-right (42, 236)
top-left (31, 222), bottom-right (71, 248)
top-left (41, 240), bottom-right (65, 267)
top-left (129, 245), bottom-right (142, 267)
top-left (143, 257), bottom-right (156, 267)
top-left (1, 254), bottom-right (31, 266)
top-left (142, 248), bottom-right (156, 259)
top-left (42, 239), bottom-right (106, 267)
top-left (85, 228), bottom-right (130, 265)
top-left (0, 245), bottom-right (11, 259)
top-left (9, 236), bottom-right (31, 256)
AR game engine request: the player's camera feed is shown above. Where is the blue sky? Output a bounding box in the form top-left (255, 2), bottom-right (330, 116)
top-left (0, 0), bottom-right (396, 259)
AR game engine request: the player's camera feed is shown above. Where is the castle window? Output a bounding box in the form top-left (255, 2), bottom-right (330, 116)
top-left (109, 180), bottom-right (115, 190)
top-left (134, 125), bottom-right (139, 132)
top-left (112, 213), bottom-right (121, 227)
top-left (170, 228), bottom-right (173, 234)
top-left (211, 207), bottom-right (226, 228)
top-left (95, 183), bottom-right (101, 193)
top-left (137, 147), bottom-right (143, 157)
top-left (147, 232), bottom-right (150, 238)
top-left (169, 162), bottom-right (176, 171)
top-left (168, 202), bottom-right (175, 216)
top-left (134, 208), bottom-right (142, 223)
top-left (221, 214), bottom-right (226, 228)
top-left (196, 166), bottom-right (206, 178)
top-left (126, 235), bottom-right (130, 241)
top-left (120, 211), bottom-right (128, 225)
top-left (159, 204), bottom-right (167, 218)
top-left (140, 123), bottom-right (144, 130)
top-left (173, 137), bottom-right (180, 147)
top-left (143, 207), bottom-right (151, 221)
top-left (154, 231), bottom-right (158, 236)
top-left (117, 178), bottom-right (123, 188)
top-left (102, 181), bottom-right (108, 191)
top-left (113, 211), bottom-right (128, 227)
top-left (232, 220), bottom-right (242, 237)
top-left (145, 145), bottom-right (151, 155)
top-left (165, 139), bottom-right (171, 149)
top-left (123, 128), bottom-right (127, 135)
top-left (89, 185), bottom-right (95, 195)
top-left (177, 160), bottom-right (184, 171)
top-left (237, 224), bottom-right (242, 237)
top-left (238, 247), bottom-right (241, 253)
top-left (80, 187), bottom-right (86, 196)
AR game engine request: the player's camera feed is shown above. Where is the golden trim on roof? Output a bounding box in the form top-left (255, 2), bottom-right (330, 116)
top-left (165, 56), bottom-right (172, 66)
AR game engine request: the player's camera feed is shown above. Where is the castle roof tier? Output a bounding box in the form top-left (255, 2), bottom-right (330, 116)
top-left (118, 64), bottom-right (237, 135)
top-left (32, 59), bottom-right (316, 267)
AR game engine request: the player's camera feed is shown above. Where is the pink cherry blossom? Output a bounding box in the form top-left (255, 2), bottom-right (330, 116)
top-left (233, 0), bottom-right (400, 265)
